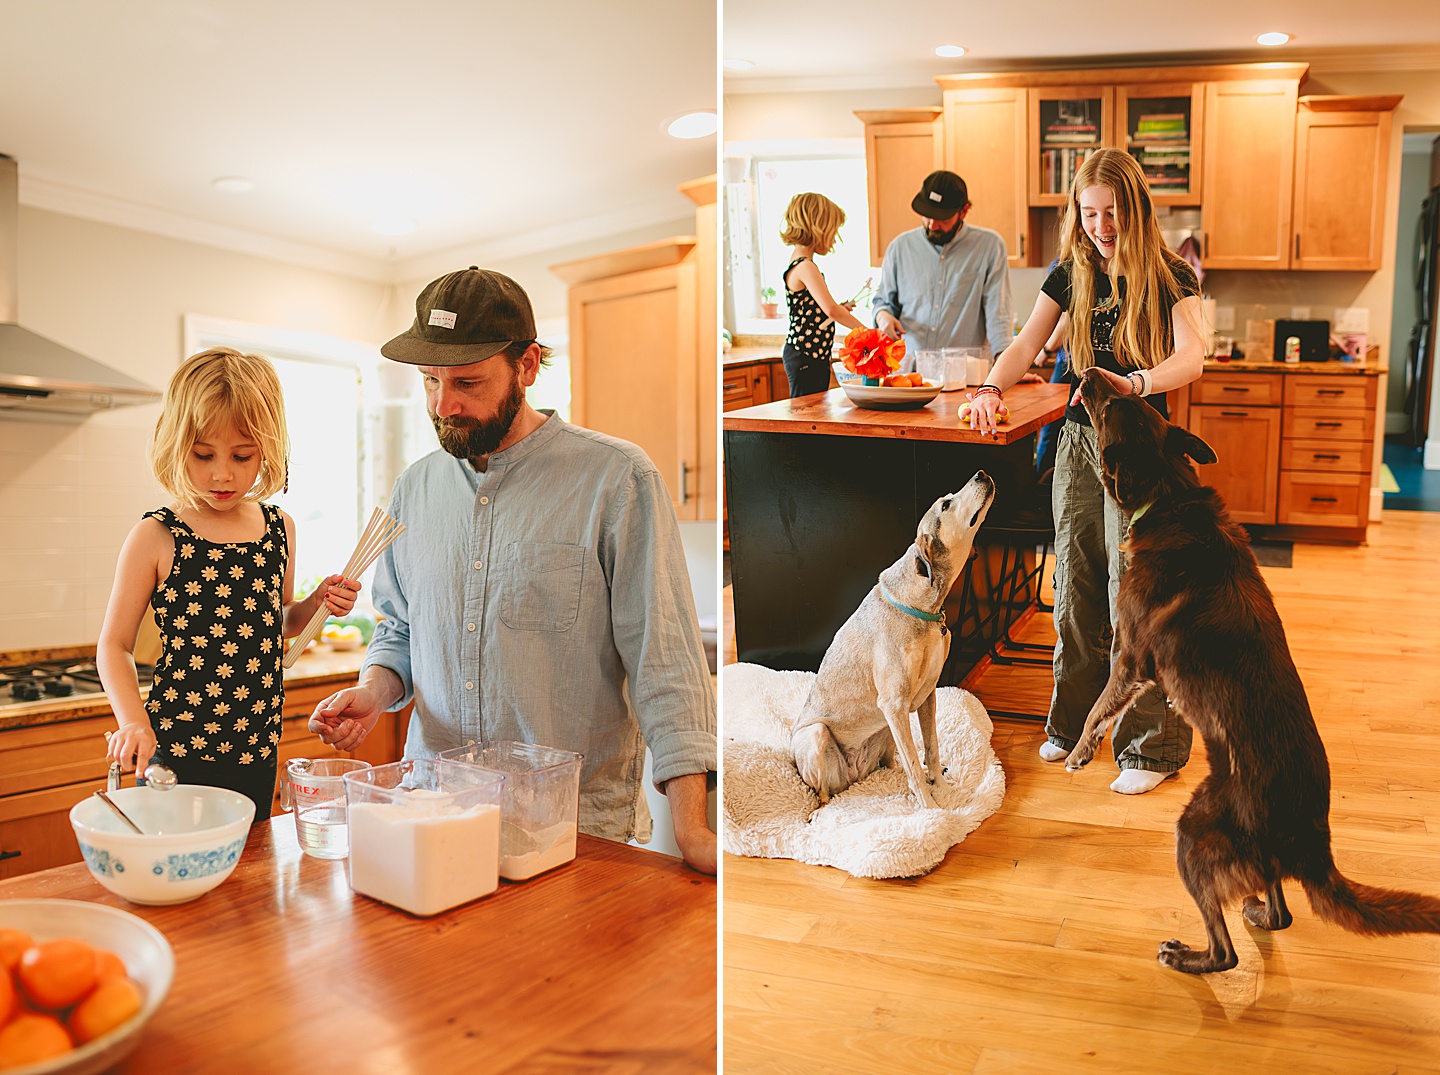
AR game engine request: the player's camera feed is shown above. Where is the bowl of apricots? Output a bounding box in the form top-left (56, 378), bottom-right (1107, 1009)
top-left (0, 899), bottom-right (172, 1074)
top-left (840, 371), bottom-right (942, 411)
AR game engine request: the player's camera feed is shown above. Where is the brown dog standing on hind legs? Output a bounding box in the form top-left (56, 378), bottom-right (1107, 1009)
top-left (1065, 367), bottom-right (1440, 973)
top-left (791, 471), bottom-right (995, 810)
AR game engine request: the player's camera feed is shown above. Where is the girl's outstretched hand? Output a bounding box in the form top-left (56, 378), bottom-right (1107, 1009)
top-left (318, 575), bottom-right (361, 616)
top-left (1071, 366), bottom-right (1132, 406)
top-left (106, 723), bottom-right (157, 773)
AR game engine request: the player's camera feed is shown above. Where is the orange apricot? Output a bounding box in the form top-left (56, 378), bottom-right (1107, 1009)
top-left (67, 977), bottom-right (143, 1045)
top-left (17, 939), bottom-right (98, 1011)
top-left (93, 948), bottom-right (128, 982)
top-left (0, 932), bottom-right (31, 973)
top-left (0, 1012), bottom-right (72, 1068)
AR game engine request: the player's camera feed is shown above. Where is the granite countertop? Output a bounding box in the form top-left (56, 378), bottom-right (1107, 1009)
top-left (1202, 358), bottom-right (1381, 375)
top-left (0, 644), bottom-right (367, 729)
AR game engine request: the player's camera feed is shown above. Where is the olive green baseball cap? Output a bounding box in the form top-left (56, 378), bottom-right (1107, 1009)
top-left (380, 266), bottom-right (537, 366)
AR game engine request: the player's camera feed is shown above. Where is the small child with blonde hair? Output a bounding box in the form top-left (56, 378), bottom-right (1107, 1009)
top-left (778, 192), bottom-right (868, 397)
top-left (98, 347), bottom-right (358, 818)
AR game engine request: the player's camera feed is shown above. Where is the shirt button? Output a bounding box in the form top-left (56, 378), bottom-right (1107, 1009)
top-left (465, 681), bottom-right (474, 691)
top-left (466, 622), bottom-right (476, 632)
top-left (479, 496), bottom-right (489, 505)
top-left (473, 560), bottom-right (482, 570)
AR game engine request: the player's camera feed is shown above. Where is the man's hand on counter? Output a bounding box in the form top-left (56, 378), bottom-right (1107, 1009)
top-left (665, 772), bottom-right (717, 876)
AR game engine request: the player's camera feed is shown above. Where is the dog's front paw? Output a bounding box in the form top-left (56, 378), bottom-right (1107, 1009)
top-left (1065, 748), bottom-right (1093, 771)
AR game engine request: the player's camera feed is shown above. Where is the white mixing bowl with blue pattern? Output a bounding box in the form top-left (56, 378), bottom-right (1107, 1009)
top-left (69, 785), bottom-right (255, 905)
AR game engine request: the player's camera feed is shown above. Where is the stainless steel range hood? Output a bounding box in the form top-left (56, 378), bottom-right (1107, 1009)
top-left (0, 155), bottom-right (162, 416)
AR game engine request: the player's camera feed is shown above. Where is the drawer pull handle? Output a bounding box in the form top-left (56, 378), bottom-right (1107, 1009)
top-left (1315, 422), bottom-right (1343, 428)
top-left (0, 850), bottom-right (20, 862)
top-left (1313, 454), bottom-right (1341, 461)
top-left (1220, 411), bottom-right (1250, 417)
top-left (1310, 496), bottom-right (1338, 504)
top-left (1221, 386), bottom-right (1251, 392)
top-left (1318, 389), bottom-right (1344, 396)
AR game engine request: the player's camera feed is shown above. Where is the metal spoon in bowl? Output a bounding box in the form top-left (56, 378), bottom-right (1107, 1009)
top-left (93, 789), bottom-right (145, 834)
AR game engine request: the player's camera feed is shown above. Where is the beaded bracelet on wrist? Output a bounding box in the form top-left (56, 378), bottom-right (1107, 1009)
top-left (974, 384), bottom-right (1003, 399)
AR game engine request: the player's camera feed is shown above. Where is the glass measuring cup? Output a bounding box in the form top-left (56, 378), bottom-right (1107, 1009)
top-left (281, 757), bottom-right (371, 859)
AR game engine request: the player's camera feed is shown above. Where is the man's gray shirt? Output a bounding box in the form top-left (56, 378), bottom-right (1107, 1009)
top-left (873, 223), bottom-right (1013, 356)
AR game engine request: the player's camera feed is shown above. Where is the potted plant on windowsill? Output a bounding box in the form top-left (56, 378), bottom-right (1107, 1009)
top-left (760, 287), bottom-right (779, 320)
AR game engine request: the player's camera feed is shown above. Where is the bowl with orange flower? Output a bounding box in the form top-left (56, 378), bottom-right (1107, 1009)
top-left (835, 329), bottom-right (940, 410)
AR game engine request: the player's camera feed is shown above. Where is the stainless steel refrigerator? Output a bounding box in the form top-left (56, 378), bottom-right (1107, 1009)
top-left (1404, 137), bottom-right (1440, 449)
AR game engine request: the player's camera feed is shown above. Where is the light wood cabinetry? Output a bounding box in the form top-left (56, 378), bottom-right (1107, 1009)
top-left (554, 176), bottom-right (718, 522)
top-left (855, 109), bottom-right (943, 266)
top-left (1028, 86), bottom-right (1114, 208)
top-left (723, 361), bottom-right (772, 411)
top-left (1116, 82), bottom-right (1205, 206)
top-left (1187, 372), bottom-right (1284, 524)
top-left (1278, 374), bottom-right (1377, 529)
top-left (941, 88), bottom-right (1030, 267)
top-left (1292, 96), bottom-right (1401, 272)
top-left (1200, 80), bottom-right (1299, 270)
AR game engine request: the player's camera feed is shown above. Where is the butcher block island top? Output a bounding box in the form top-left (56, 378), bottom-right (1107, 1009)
top-left (723, 381), bottom-right (1070, 444)
top-left (0, 814), bottom-right (717, 1072)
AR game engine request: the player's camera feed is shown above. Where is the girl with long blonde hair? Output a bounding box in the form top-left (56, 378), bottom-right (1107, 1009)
top-left (778, 192), bottom-right (868, 397)
top-left (966, 147), bottom-right (1207, 795)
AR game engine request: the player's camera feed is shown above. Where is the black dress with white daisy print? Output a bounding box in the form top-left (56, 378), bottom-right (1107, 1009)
top-left (781, 256), bottom-right (837, 397)
top-left (142, 503), bottom-right (287, 819)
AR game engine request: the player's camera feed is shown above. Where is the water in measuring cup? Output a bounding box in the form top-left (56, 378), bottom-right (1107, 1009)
top-left (296, 803), bottom-right (349, 859)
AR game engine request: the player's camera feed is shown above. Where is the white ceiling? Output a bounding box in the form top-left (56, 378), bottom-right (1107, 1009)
top-left (723, 0), bottom-right (1440, 91)
top-left (0, 1), bottom-right (716, 283)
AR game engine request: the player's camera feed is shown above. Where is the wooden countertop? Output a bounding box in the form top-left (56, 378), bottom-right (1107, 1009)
top-left (0, 645), bottom-right (367, 729)
top-left (0, 814), bottom-right (717, 1072)
top-left (722, 381), bottom-right (1070, 445)
top-left (1202, 358), bottom-right (1381, 375)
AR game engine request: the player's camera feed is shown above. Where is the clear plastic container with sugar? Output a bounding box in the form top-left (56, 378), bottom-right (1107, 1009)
top-left (438, 740), bottom-right (583, 881)
top-left (343, 759), bottom-right (505, 916)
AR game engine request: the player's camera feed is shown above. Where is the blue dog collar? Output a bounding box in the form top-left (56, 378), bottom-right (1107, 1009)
top-left (879, 582), bottom-right (947, 635)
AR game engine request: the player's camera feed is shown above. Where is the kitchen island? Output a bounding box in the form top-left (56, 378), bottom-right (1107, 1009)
top-left (723, 382), bottom-right (1069, 682)
top-left (0, 814), bottom-right (717, 1072)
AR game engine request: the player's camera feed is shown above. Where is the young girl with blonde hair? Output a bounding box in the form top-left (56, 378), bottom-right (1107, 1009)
top-left (967, 148), bottom-right (1207, 795)
top-left (778, 192), bottom-right (868, 397)
top-left (99, 348), bottom-right (358, 817)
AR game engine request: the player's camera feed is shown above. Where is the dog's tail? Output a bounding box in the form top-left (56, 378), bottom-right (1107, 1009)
top-left (1301, 865), bottom-right (1440, 935)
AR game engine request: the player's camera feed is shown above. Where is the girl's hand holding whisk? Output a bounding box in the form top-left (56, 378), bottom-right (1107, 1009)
top-left (315, 575), bottom-right (361, 617)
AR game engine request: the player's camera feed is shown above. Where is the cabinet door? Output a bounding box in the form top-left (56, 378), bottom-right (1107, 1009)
top-left (858, 110), bottom-right (943, 266)
top-left (943, 88), bottom-right (1030, 267)
top-left (0, 780), bottom-right (105, 879)
top-left (569, 262), bottom-right (700, 519)
top-left (1028, 87), bottom-right (1114, 207)
top-left (1116, 83), bottom-right (1204, 206)
top-left (1292, 104), bottom-right (1394, 271)
top-left (1200, 80), bottom-right (1299, 270)
top-left (1188, 404), bottom-right (1282, 524)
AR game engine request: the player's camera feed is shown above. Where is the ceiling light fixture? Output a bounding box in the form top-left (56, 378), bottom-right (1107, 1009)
top-left (935, 44), bottom-right (966, 58)
top-left (723, 58), bottom-right (756, 71)
top-left (370, 216), bottom-right (415, 236)
top-left (212, 176), bottom-right (254, 194)
top-left (1256, 31), bottom-right (1291, 46)
top-left (667, 112), bottom-right (718, 139)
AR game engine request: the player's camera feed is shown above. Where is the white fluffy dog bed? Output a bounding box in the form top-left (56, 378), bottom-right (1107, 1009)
top-left (722, 662), bottom-right (1007, 879)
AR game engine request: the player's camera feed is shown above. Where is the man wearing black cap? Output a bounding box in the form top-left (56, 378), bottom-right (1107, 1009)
top-left (306, 267), bottom-right (718, 874)
top-left (872, 169), bottom-right (1013, 359)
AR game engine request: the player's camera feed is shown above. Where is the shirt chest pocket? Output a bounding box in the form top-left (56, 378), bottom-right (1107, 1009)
top-left (498, 542), bottom-right (586, 631)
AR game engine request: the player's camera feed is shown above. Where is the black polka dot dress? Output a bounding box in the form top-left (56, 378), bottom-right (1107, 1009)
top-left (781, 256), bottom-right (838, 397)
top-left (141, 504), bottom-right (287, 819)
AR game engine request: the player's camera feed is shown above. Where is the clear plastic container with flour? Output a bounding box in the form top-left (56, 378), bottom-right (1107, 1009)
top-left (437, 740), bottom-right (583, 881)
top-left (342, 759), bottom-right (505, 916)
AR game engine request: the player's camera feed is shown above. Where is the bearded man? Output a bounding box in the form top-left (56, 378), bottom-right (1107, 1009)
top-left (872, 170), bottom-right (1014, 360)
top-left (307, 267), bottom-right (717, 874)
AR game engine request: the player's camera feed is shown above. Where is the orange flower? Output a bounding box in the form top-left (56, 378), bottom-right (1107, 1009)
top-left (839, 327), bottom-right (905, 380)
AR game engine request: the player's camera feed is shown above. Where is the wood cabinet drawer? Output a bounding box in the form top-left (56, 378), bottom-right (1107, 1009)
top-left (1282, 407), bottom-right (1373, 441)
top-left (722, 364), bottom-right (771, 410)
top-left (1281, 439), bottom-right (1368, 473)
top-left (1284, 374), bottom-right (1375, 410)
top-left (1191, 373), bottom-right (1284, 406)
top-left (0, 715), bottom-right (113, 798)
top-left (1278, 471), bottom-right (1367, 528)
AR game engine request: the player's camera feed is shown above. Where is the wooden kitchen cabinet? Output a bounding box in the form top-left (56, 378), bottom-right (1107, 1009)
top-left (856, 108), bottom-right (943, 266)
top-left (554, 176), bottom-right (718, 522)
top-left (1028, 86), bottom-right (1114, 207)
top-left (1200, 79), bottom-right (1299, 270)
top-left (1291, 96), bottom-right (1401, 272)
top-left (940, 88), bottom-right (1031, 267)
top-left (1187, 372), bottom-right (1284, 524)
top-left (723, 361), bottom-right (771, 411)
top-left (1116, 82), bottom-right (1205, 206)
top-left (1278, 373), bottom-right (1377, 530)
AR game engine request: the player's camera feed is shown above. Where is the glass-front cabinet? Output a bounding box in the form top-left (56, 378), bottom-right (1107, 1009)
top-left (1116, 83), bottom-right (1205, 205)
top-left (1028, 87), bottom-right (1114, 207)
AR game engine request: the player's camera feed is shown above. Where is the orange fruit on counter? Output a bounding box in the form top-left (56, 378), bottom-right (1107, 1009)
top-left (67, 976), bottom-right (143, 1045)
top-left (0, 970), bottom-right (12, 1027)
top-left (93, 948), bottom-right (128, 982)
top-left (0, 1012), bottom-right (72, 1068)
top-left (17, 938), bottom-right (99, 1010)
top-left (0, 931), bottom-right (30, 973)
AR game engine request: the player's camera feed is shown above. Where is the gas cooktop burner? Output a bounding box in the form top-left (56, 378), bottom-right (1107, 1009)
top-left (0, 659), bottom-right (151, 709)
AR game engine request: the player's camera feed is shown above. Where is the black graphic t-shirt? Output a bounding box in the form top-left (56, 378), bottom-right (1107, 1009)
top-left (142, 503), bottom-right (288, 819)
top-left (1042, 254), bottom-right (1199, 426)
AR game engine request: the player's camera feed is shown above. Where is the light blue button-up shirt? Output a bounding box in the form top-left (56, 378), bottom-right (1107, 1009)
top-left (362, 413), bottom-right (716, 843)
top-left (873, 223), bottom-right (1013, 356)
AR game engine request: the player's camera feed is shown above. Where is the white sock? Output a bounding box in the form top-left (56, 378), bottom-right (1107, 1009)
top-left (1038, 742), bottom-right (1069, 763)
top-left (1110, 769), bottom-right (1174, 795)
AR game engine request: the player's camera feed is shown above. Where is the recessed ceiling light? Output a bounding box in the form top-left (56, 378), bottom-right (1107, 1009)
top-left (1256, 31), bottom-right (1290, 46)
top-left (724, 57), bottom-right (756, 71)
top-left (667, 112), bottom-right (718, 139)
top-left (212, 176), bottom-right (254, 194)
top-left (935, 44), bottom-right (966, 58)
top-left (370, 215), bottom-right (415, 236)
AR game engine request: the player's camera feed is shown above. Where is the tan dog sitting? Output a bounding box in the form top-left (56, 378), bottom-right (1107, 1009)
top-left (791, 471), bottom-right (996, 809)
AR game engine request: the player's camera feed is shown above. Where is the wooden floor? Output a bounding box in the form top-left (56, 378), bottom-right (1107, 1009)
top-left (722, 510), bottom-right (1440, 1074)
